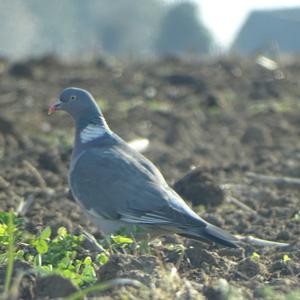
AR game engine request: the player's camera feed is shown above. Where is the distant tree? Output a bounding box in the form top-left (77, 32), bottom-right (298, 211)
top-left (155, 2), bottom-right (213, 56)
top-left (0, 0), bottom-right (213, 59)
top-left (0, 0), bottom-right (165, 59)
top-left (89, 0), bottom-right (164, 56)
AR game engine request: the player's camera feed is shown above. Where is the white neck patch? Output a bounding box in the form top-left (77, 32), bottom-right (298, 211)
top-left (80, 124), bottom-right (107, 143)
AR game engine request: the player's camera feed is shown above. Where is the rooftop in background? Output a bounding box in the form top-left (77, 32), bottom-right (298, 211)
top-left (231, 7), bottom-right (300, 55)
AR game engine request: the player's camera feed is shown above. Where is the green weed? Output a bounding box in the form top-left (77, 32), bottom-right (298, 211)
top-left (3, 210), bottom-right (15, 295)
top-left (0, 210), bottom-right (150, 294)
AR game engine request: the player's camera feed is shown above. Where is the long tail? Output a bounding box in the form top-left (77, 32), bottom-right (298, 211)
top-left (179, 224), bottom-right (239, 248)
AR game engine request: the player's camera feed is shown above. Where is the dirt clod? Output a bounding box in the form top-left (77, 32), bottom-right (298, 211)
top-left (241, 125), bottom-right (272, 145)
top-left (34, 274), bottom-right (78, 299)
top-left (174, 168), bottom-right (224, 207)
top-left (236, 258), bottom-right (265, 278)
top-left (98, 254), bottom-right (159, 285)
top-left (186, 247), bottom-right (220, 268)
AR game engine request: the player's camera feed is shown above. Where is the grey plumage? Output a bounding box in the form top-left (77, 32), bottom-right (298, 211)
top-left (49, 87), bottom-right (238, 248)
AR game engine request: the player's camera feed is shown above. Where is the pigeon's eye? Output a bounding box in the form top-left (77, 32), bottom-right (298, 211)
top-left (70, 95), bottom-right (77, 101)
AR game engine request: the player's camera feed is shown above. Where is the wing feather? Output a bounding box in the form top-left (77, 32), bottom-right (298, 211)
top-left (69, 145), bottom-right (205, 229)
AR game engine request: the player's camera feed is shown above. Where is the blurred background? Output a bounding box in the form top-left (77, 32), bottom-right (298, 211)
top-left (1, 0), bottom-right (300, 60)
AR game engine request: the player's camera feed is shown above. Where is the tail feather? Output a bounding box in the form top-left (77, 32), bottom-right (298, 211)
top-left (180, 224), bottom-right (239, 248)
top-left (203, 224), bottom-right (239, 248)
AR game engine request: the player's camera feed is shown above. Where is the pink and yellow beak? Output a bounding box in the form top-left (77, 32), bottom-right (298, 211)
top-left (48, 101), bottom-right (61, 115)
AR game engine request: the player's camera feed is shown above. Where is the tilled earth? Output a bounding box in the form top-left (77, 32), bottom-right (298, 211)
top-left (0, 55), bottom-right (300, 299)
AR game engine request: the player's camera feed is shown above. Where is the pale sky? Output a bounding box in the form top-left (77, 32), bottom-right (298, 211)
top-left (166, 0), bottom-right (300, 48)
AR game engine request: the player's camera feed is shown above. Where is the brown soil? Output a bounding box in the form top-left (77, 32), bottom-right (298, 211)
top-left (0, 55), bottom-right (300, 299)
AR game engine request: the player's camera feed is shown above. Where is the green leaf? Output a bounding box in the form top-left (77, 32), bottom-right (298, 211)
top-left (83, 256), bottom-right (92, 265)
top-left (41, 264), bottom-right (53, 272)
top-left (15, 250), bottom-right (24, 260)
top-left (97, 253), bottom-right (109, 265)
top-left (75, 260), bottom-right (82, 273)
top-left (0, 211), bottom-right (19, 225)
top-left (283, 254), bottom-right (291, 263)
top-left (57, 227), bottom-right (67, 237)
top-left (0, 224), bottom-right (8, 236)
top-left (82, 265), bottom-right (96, 282)
top-left (250, 252), bottom-right (260, 260)
top-left (62, 269), bottom-right (76, 279)
top-left (40, 227), bottom-right (52, 240)
top-left (111, 235), bottom-right (133, 244)
top-left (25, 254), bottom-right (34, 263)
top-left (58, 257), bottom-right (71, 269)
top-left (35, 239), bottom-right (49, 254)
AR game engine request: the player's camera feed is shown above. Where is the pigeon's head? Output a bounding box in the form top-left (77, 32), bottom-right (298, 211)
top-left (48, 87), bottom-right (102, 122)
